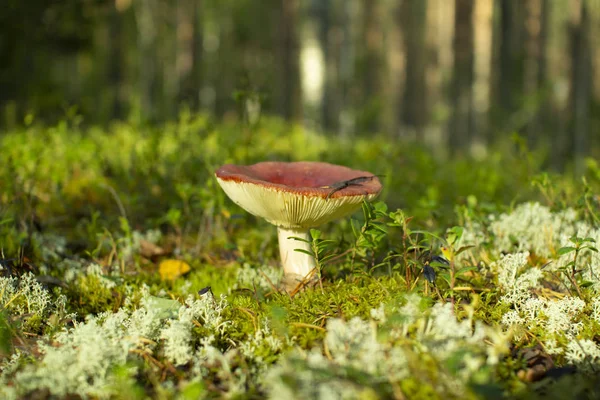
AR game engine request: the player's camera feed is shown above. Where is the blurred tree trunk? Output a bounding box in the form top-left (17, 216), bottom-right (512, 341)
top-left (523, 0), bottom-right (544, 147)
top-left (400, 0), bottom-right (428, 137)
top-left (570, 0), bottom-right (592, 174)
top-left (491, 0), bottom-right (525, 138)
top-left (319, 0), bottom-right (340, 131)
top-left (135, 0), bottom-right (159, 121)
top-left (547, 2), bottom-right (571, 169)
top-left (533, 0), bottom-right (551, 144)
top-left (423, 0), bottom-right (454, 148)
top-left (359, 0), bottom-right (383, 132)
top-left (593, 3), bottom-right (600, 108)
top-left (279, 0), bottom-right (302, 121)
top-left (497, 0), bottom-right (515, 115)
top-left (472, 0), bottom-right (493, 145)
top-left (109, 1), bottom-right (125, 119)
top-left (449, 0), bottom-right (474, 151)
top-left (214, 14), bottom-right (232, 118)
top-left (177, 0), bottom-right (202, 109)
top-left (162, 6), bottom-right (178, 120)
top-left (537, 0), bottom-right (549, 91)
top-left (338, 0), bottom-right (355, 136)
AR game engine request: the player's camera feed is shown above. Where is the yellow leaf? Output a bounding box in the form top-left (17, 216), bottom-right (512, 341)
top-left (159, 259), bottom-right (191, 281)
top-left (440, 245), bottom-right (454, 262)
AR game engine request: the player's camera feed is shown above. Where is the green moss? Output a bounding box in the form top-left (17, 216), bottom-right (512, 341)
top-left (172, 263), bottom-right (239, 297)
top-left (400, 377), bottom-right (444, 400)
top-left (68, 274), bottom-right (125, 316)
top-left (3, 115), bottom-right (600, 399)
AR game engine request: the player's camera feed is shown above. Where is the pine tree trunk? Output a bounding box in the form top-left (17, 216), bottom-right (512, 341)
top-left (109, 0), bottom-right (128, 119)
top-left (360, 0), bottom-right (383, 132)
top-left (400, 0), bottom-right (428, 136)
top-left (492, 0), bottom-right (526, 136)
top-left (536, 0), bottom-right (550, 140)
top-left (177, 0), bottom-right (202, 109)
top-left (571, 0), bottom-right (591, 174)
top-left (472, 0), bottom-right (493, 146)
top-left (523, 0), bottom-right (543, 147)
top-left (135, 0), bottom-right (159, 121)
top-left (279, 0), bottom-right (302, 121)
top-left (449, 0), bottom-right (474, 151)
top-left (319, 0), bottom-right (337, 131)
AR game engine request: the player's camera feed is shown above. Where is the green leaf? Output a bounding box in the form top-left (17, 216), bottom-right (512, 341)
top-left (557, 246), bottom-right (577, 256)
top-left (0, 218), bottom-right (12, 226)
top-left (180, 381), bottom-right (206, 400)
top-left (580, 281), bottom-right (594, 288)
top-left (438, 272), bottom-right (451, 286)
top-left (293, 249), bottom-right (314, 257)
top-left (351, 219), bottom-right (361, 239)
top-left (319, 239), bottom-right (337, 246)
top-left (0, 312), bottom-right (13, 355)
top-left (446, 226), bottom-right (464, 245)
top-left (288, 236), bottom-right (310, 243)
top-left (146, 296), bottom-right (181, 319)
top-left (564, 261), bottom-right (576, 268)
top-left (430, 260), bottom-right (449, 269)
top-left (320, 254), bottom-right (337, 264)
top-left (310, 229), bottom-right (322, 240)
top-left (455, 245), bottom-right (475, 256)
top-left (569, 235), bottom-right (581, 244)
top-left (119, 216), bottom-right (131, 237)
top-left (361, 201), bottom-right (371, 219)
top-left (456, 266), bottom-right (478, 275)
top-left (371, 224), bottom-right (388, 234)
top-left (411, 230), bottom-right (444, 241)
top-left (374, 201), bottom-right (388, 213)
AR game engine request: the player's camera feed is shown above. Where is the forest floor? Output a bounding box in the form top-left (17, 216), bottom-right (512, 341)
top-left (1, 114), bottom-right (600, 399)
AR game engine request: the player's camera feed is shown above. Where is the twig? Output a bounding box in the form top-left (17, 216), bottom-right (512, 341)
top-left (100, 183), bottom-right (127, 220)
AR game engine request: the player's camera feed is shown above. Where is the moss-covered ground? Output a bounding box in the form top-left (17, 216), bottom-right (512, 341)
top-left (1, 114), bottom-right (600, 399)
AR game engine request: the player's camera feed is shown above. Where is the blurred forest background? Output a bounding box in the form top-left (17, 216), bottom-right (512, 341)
top-left (1, 0), bottom-right (599, 169)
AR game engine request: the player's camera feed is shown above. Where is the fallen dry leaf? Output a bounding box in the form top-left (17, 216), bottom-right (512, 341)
top-left (158, 259), bottom-right (191, 281)
top-left (140, 239), bottom-right (168, 259)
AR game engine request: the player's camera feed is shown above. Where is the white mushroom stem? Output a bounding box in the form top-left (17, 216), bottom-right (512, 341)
top-left (277, 227), bottom-right (317, 284)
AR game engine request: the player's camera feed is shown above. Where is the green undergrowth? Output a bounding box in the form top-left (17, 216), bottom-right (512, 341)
top-left (2, 114), bottom-right (600, 398)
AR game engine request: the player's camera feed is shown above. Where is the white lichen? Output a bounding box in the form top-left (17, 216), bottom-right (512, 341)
top-left (489, 203), bottom-right (577, 257)
top-left (233, 263), bottom-right (283, 292)
top-left (0, 273), bottom-right (52, 326)
top-left (4, 291), bottom-right (234, 398)
top-left (266, 297), bottom-right (508, 399)
top-left (564, 339), bottom-right (600, 373)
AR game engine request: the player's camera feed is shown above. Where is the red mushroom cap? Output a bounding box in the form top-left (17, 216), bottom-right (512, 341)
top-left (215, 161), bottom-right (382, 228)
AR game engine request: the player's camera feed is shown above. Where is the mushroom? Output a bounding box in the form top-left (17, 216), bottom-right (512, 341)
top-left (215, 161), bottom-right (382, 290)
